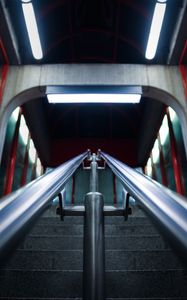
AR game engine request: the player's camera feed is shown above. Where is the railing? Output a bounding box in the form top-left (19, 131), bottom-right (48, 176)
top-left (0, 151), bottom-right (88, 263)
top-left (83, 153), bottom-right (104, 300)
top-left (1, 150), bottom-right (187, 299)
top-left (100, 151), bottom-right (187, 264)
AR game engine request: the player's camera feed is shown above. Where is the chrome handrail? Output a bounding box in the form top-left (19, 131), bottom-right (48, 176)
top-left (100, 151), bottom-right (187, 263)
top-left (0, 151), bottom-right (88, 263)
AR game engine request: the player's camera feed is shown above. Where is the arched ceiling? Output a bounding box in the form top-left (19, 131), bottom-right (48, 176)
top-left (22, 96), bottom-right (165, 167)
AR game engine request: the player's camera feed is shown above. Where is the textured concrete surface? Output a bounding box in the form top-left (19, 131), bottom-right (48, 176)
top-left (6, 249), bottom-right (182, 271)
top-left (0, 64), bottom-right (187, 160)
top-left (30, 224), bottom-right (157, 235)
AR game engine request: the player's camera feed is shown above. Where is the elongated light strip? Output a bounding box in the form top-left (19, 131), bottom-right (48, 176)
top-left (22, 1), bottom-right (43, 59)
top-left (20, 115), bottom-right (29, 145)
top-left (168, 107), bottom-right (177, 122)
top-left (146, 157), bottom-right (152, 176)
top-left (152, 139), bottom-right (160, 163)
top-left (159, 114), bottom-right (169, 146)
top-left (145, 1), bottom-right (167, 60)
top-left (11, 107), bottom-right (20, 122)
top-left (29, 139), bottom-right (36, 163)
top-left (47, 93), bottom-right (141, 104)
top-left (36, 158), bottom-right (42, 176)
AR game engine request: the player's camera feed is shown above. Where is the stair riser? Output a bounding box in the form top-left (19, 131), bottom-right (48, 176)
top-left (0, 299), bottom-right (186, 300)
top-left (19, 236), bottom-right (169, 251)
top-left (4, 250), bottom-right (182, 271)
top-left (0, 298), bottom-right (186, 300)
top-left (37, 216), bottom-right (151, 225)
top-left (31, 224), bottom-right (157, 235)
top-left (0, 270), bottom-right (187, 298)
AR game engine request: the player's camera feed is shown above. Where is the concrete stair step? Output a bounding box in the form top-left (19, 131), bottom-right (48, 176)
top-left (30, 224), bottom-right (158, 236)
top-left (37, 216), bottom-right (151, 225)
top-left (0, 298), bottom-right (187, 300)
top-left (0, 297), bottom-right (186, 300)
top-left (106, 269), bottom-right (187, 298)
top-left (106, 250), bottom-right (182, 270)
top-left (0, 270), bottom-right (82, 298)
top-left (106, 298), bottom-right (187, 300)
top-left (19, 235), bottom-right (169, 251)
top-left (0, 269), bottom-right (187, 298)
top-left (4, 249), bottom-right (182, 271)
top-left (1, 298), bottom-right (187, 300)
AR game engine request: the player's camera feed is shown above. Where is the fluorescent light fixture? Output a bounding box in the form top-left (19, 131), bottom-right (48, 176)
top-left (36, 158), bottom-right (42, 176)
top-left (11, 107), bottom-right (20, 122)
top-left (168, 107), bottom-right (177, 122)
top-left (145, 1), bottom-right (167, 60)
top-left (159, 115), bottom-right (169, 145)
top-left (20, 115), bottom-right (29, 145)
top-left (152, 139), bottom-right (159, 163)
top-left (47, 93), bottom-right (141, 104)
top-left (22, 1), bottom-right (43, 59)
top-left (146, 158), bottom-right (152, 176)
top-left (29, 139), bottom-right (36, 163)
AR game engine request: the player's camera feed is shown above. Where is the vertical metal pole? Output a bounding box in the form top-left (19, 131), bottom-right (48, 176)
top-left (90, 153), bottom-right (98, 192)
top-left (179, 41), bottom-right (187, 99)
top-left (179, 64), bottom-right (187, 99)
top-left (71, 174), bottom-right (75, 205)
top-left (83, 154), bottom-right (105, 300)
top-left (4, 109), bottom-right (21, 195)
top-left (113, 173), bottom-right (117, 206)
top-left (167, 108), bottom-right (185, 195)
top-left (0, 38), bottom-right (9, 105)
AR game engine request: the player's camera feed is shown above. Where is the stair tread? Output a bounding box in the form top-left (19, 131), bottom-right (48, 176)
top-left (18, 235), bottom-right (170, 251)
top-left (30, 224), bottom-right (158, 235)
top-left (1, 269), bottom-right (187, 298)
top-left (2, 248), bottom-right (183, 271)
top-left (37, 216), bottom-right (151, 225)
top-left (1, 298), bottom-right (187, 300)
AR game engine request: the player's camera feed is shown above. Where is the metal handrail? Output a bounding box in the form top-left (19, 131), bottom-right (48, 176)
top-left (100, 151), bottom-right (187, 263)
top-left (0, 151), bottom-right (88, 263)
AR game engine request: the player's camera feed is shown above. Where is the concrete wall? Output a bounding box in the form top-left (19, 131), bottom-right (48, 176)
top-left (0, 64), bottom-right (186, 161)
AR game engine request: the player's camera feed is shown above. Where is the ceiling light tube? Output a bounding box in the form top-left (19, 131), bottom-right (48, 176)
top-left (152, 139), bottom-right (160, 163)
top-left (145, 1), bottom-right (167, 60)
top-left (11, 107), bottom-right (20, 122)
top-left (159, 115), bottom-right (169, 146)
top-left (29, 139), bottom-right (36, 163)
top-left (22, 1), bottom-right (43, 59)
top-left (47, 93), bottom-right (141, 104)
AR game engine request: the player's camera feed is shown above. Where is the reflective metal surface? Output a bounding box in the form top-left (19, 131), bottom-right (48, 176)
top-left (0, 152), bottom-right (87, 263)
top-left (90, 153), bottom-right (98, 192)
top-left (83, 154), bottom-right (105, 300)
top-left (83, 192), bottom-right (105, 300)
top-left (59, 205), bottom-right (126, 216)
top-left (101, 151), bottom-right (187, 263)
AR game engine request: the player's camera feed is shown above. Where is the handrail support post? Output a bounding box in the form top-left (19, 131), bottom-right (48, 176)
top-left (83, 154), bottom-right (105, 300)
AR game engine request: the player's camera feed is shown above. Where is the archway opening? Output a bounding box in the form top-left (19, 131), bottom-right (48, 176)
top-left (0, 85), bottom-right (186, 197)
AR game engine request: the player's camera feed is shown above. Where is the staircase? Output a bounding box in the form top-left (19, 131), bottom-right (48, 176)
top-left (0, 205), bottom-right (187, 299)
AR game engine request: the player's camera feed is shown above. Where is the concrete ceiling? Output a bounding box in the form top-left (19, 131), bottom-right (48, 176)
top-left (0, 0), bottom-right (186, 167)
top-left (0, 0), bottom-right (186, 64)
